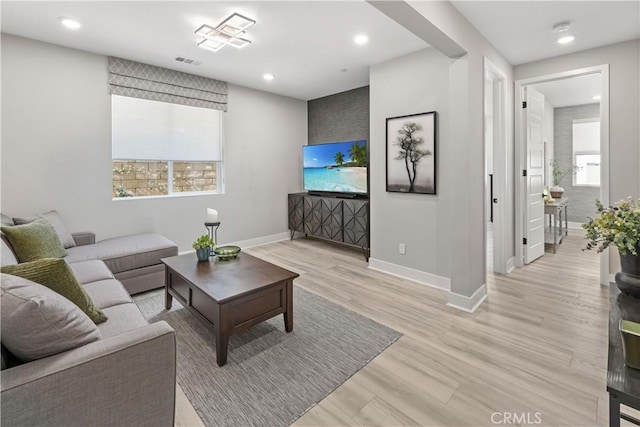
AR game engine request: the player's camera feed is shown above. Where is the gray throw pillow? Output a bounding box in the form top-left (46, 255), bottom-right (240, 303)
top-left (0, 273), bottom-right (101, 362)
top-left (13, 210), bottom-right (76, 249)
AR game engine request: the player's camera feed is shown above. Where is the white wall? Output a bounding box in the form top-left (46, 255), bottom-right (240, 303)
top-left (370, 48), bottom-right (452, 284)
top-left (369, 1), bottom-right (515, 309)
top-left (1, 35), bottom-right (307, 251)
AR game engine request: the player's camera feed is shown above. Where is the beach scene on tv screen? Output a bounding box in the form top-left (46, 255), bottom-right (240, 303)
top-left (303, 141), bottom-right (367, 193)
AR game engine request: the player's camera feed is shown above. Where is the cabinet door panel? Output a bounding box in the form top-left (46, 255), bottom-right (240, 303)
top-left (287, 193), bottom-right (304, 232)
top-left (343, 199), bottom-right (369, 247)
top-left (320, 198), bottom-right (343, 241)
top-left (303, 196), bottom-right (323, 236)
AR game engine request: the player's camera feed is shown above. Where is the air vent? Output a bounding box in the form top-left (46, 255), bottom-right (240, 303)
top-left (175, 57), bottom-right (202, 66)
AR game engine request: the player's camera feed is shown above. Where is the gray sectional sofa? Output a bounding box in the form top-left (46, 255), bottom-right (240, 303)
top-left (1, 213), bottom-right (179, 426)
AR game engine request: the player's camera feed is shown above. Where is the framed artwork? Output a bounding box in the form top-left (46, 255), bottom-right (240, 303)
top-left (386, 111), bottom-right (437, 194)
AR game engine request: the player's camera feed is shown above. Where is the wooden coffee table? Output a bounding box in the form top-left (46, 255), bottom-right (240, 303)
top-left (161, 252), bottom-right (299, 366)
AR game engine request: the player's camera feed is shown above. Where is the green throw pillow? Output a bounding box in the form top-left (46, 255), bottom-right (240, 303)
top-left (1, 258), bottom-right (107, 324)
top-left (1, 219), bottom-right (67, 263)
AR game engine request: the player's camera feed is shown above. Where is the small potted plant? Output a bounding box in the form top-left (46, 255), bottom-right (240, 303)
top-left (550, 159), bottom-right (581, 198)
top-left (583, 198), bottom-right (640, 297)
top-left (192, 234), bottom-right (215, 262)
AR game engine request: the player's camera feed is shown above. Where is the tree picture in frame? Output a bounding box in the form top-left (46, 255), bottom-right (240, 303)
top-left (386, 111), bottom-right (437, 194)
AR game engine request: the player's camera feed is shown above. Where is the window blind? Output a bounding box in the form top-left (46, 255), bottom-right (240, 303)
top-left (112, 95), bottom-right (222, 162)
top-left (108, 57), bottom-right (227, 111)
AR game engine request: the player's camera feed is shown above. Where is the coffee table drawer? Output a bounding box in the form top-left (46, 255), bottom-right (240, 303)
top-left (230, 285), bottom-right (285, 326)
top-left (168, 273), bottom-right (191, 303)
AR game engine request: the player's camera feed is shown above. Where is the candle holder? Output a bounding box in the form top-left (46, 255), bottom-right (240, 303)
top-left (204, 221), bottom-right (220, 257)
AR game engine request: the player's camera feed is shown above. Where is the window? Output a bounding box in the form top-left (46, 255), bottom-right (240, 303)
top-left (572, 118), bottom-right (600, 187)
top-left (112, 95), bottom-right (223, 198)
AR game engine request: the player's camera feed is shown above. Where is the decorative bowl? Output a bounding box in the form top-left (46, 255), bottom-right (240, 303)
top-left (213, 245), bottom-right (241, 260)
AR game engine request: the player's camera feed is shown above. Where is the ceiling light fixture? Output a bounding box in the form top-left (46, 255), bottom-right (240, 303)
top-left (552, 21), bottom-right (574, 45)
top-left (263, 73), bottom-right (275, 81)
top-left (592, 95), bottom-right (602, 100)
top-left (196, 13), bottom-right (255, 52)
top-left (354, 34), bottom-right (369, 45)
top-left (58, 16), bottom-right (81, 30)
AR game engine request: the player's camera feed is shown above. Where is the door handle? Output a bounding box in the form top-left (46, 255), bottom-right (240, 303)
top-left (493, 198), bottom-right (498, 203)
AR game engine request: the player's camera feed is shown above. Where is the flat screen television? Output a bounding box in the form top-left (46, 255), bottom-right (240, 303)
top-left (303, 140), bottom-right (368, 195)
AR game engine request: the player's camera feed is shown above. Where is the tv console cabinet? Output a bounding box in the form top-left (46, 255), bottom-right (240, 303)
top-left (288, 192), bottom-right (370, 260)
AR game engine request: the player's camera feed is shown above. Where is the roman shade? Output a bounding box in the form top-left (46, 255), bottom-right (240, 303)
top-left (112, 95), bottom-right (223, 162)
top-left (108, 57), bottom-right (227, 111)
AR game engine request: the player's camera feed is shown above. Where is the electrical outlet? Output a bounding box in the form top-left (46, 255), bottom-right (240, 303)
top-left (399, 243), bottom-right (406, 255)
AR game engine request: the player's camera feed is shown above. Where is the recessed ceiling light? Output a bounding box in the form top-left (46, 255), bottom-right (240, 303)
top-left (263, 73), bottom-right (275, 81)
top-left (354, 34), bottom-right (369, 45)
top-left (592, 95), bottom-right (602, 100)
top-left (58, 17), bottom-right (81, 30)
top-left (557, 35), bottom-right (575, 44)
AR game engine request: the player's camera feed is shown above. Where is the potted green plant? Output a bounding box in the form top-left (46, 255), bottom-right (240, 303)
top-left (583, 198), bottom-right (640, 297)
top-left (550, 159), bottom-right (581, 198)
top-left (192, 234), bottom-right (215, 262)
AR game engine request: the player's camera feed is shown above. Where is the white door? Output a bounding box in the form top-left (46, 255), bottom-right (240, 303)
top-left (524, 86), bottom-right (545, 264)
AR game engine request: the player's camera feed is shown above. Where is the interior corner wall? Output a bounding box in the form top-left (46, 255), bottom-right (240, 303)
top-left (378, 1), bottom-right (515, 301)
top-left (369, 48), bottom-right (452, 282)
top-left (1, 34), bottom-right (307, 252)
top-left (307, 86), bottom-right (370, 145)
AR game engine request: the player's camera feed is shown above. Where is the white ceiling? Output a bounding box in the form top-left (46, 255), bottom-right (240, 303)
top-left (452, 1), bottom-right (640, 65)
top-left (0, 1), bottom-right (428, 100)
top-left (4, 2), bottom-right (638, 100)
top-left (531, 73), bottom-right (601, 108)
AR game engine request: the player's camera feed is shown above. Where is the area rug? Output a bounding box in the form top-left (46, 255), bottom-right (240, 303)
top-left (137, 285), bottom-right (401, 427)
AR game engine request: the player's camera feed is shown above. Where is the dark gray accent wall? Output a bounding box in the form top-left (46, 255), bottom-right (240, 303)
top-left (553, 103), bottom-right (600, 223)
top-left (308, 86), bottom-right (369, 145)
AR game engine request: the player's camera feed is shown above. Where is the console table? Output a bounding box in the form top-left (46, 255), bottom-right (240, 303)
top-left (544, 197), bottom-right (568, 253)
top-left (288, 193), bottom-right (369, 260)
top-left (608, 283), bottom-right (640, 427)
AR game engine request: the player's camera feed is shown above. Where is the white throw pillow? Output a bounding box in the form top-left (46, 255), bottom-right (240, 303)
top-left (13, 210), bottom-right (76, 249)
top-left (1, 273), bottom-right (101, 362)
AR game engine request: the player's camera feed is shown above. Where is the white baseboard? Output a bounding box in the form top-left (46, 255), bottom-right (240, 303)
top-left (177, 232), bottom-right (289, 256)
top-left (447, 284), bottom-right (487, 313)
top-left (506, 256), bottom-right (515, 274)
top-left (226, 232), bottom-right (290, 249)
top-left (608, 274), bottom-right (615, 285)
top-left (567, 221), bottom-right (585, 230)
top-left (368, 258), bottom-right (450, 291)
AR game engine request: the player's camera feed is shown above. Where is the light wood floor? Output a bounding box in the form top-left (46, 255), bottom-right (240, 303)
top-left (176, 234), bottom-right (612, 427)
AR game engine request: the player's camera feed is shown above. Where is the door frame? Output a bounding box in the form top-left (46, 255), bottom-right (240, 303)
top-left (484, 57), bottom-right (508, 275)
top-left (514, 64), bottom-right (610, 285)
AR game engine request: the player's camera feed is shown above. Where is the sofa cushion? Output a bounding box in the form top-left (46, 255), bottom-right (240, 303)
top-left (0, 274), bottom-right (101, 362)
top-left (1, 258), bottom-right (107, 324)
top-left (97, 303), bottom-right (148, 339)
top-left (13, 210), bottom-right (76, 249)
top-left (67, 260), bottom-right (114, 285)
top-left (65, 233), bottom-right (177, 274)
top-left (1, 237), bottom-right (18, 267)
top-left (83, 279), bottom-right (133, 310)
top-left (1, 219), bottom-right (67, 263)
